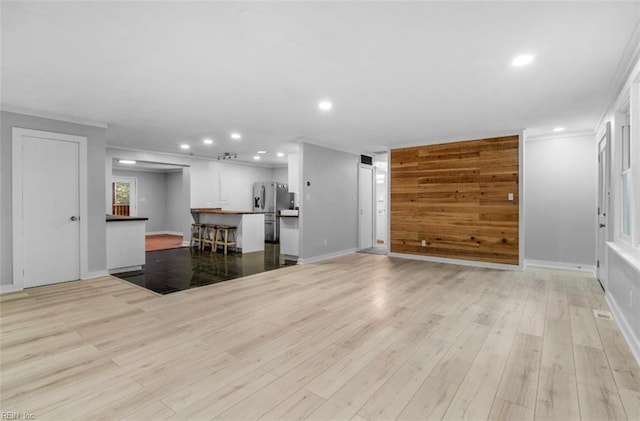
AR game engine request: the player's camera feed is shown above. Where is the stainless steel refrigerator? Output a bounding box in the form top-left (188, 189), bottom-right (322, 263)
top-left (252, 182), bottom-right (292, 242)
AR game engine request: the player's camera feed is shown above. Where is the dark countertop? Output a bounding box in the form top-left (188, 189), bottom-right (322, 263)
top-left (191, 208), bottom-right (264, 215)
top-left (106, 215), bottom-right (149, 222)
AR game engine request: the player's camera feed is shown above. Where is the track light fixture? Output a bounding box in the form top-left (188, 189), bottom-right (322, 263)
top-left (216, 152), bottom-right (238, 160)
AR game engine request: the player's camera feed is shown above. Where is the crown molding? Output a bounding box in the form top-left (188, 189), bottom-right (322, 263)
top-left (1, 103), bottom-right (108, 129)
top-left (391, 129), bottom-right (524, 150)
top-left (525, 129), bottom-right (595, 142)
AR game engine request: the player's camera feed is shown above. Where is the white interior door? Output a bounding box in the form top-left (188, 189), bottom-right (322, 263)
top-left (359, 165), bottom-right (374, 249)
top-left (13, 129), bottom-right (87, 288)
top-left (597, 124), bottom-right (610, 289)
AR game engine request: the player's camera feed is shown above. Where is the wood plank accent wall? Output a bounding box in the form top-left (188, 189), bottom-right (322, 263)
top-left (390, 135), bottom-right (520, 265)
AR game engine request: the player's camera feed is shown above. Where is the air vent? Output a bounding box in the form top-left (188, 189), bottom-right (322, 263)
top-left (361, 155), bottom-right (373, 165)
top-left (593, 310), bottom-right (613, 320)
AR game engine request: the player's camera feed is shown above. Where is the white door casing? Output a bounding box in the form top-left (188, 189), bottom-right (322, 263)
top-left (597, 122), bottom-right (611, 289)
top-left (12, 128), bottom-right (88, 289)
top-left (359, 164), bottom-right (374, 249)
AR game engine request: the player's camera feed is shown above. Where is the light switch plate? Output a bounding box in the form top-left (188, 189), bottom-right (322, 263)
top-left (508, 193), bottom-right (514, 201)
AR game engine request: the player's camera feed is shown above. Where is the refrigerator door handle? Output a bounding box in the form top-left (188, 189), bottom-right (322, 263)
top-left (261, 185), bottom-right (266, 210)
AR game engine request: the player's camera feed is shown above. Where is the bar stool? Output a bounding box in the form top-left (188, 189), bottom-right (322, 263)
top-left (200, 224), bottom-right (217, 251)
top-left (189, 223), bottom-right (204, 249)
top-left (214, 225), bottom-right (237, 255)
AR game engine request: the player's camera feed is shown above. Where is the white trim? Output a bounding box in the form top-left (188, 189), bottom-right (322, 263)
top-left (181, 241), bottom-right (190, 247)
top-left (524, 259), bottom-right (596, 275)
top-left (608, 242), bottom-right (640, 272)
top-left (108, 265), bottom-right (142, 275)
top-left (1, 103), bottom-right (108, 128)
top-left (146, 231), bottom-right (184, 236)
top-left (0, 284), bottom-right (24, 295)
top-left (297, 248), bottom-right (358, 265)
top-left (606, 291), bottom-right (640, 367)
top-left (525, 129), bottom-right (595, 142)
top-left (518, 131), bottom-right (524, 269)
top-left (388, 252), bottom-right (522, 271)
top-left (85, 270), bottom-right (109, 279)
top-left (12, 128), bottom-right (89, 290)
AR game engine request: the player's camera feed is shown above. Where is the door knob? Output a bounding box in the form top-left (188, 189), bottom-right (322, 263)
top-left (70, 216), bottom-right (78, 221)
top-left (599, 223), bottom-right (605, 228)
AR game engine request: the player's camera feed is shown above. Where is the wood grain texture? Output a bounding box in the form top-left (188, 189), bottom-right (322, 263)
top-left (0, 256), bottom-right (637, 420)
top-left (390, 135), bottom-right (520, 264)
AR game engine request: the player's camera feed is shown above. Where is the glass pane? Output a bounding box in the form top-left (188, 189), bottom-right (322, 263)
top-left (622, 124), bottom-right (631, 171)
top-left (622, 172), bottom-right (631, 236)
top-left (113, 182), bottom-right (130, 205)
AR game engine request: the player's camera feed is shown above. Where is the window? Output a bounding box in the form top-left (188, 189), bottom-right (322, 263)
top-left (621, 112), bottom-right (631, 238)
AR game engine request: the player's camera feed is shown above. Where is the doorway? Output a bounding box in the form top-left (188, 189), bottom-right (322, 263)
top-left (597, 122), bottom-right (611, 290)
top-left (359, 164), bottom-right (374, 250)
top-left (12, 128), bottom-right (88, 288)
top-left (112, 176), bottom-right (137, 216)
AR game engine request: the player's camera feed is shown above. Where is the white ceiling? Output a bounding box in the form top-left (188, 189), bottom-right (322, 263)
top-left (3, 1), bottom-right (640, 166)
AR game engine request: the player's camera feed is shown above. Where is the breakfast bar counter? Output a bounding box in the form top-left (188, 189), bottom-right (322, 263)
top-left (190, 208), bottom-right (265, 253)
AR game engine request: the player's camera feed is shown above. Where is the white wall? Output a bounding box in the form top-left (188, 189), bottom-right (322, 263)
top-left (272, 166), bottom-right (288, 185)
top-left (299, 142), bottom-right (359, 262)
top-left (112, 169), bottom-right (170, 233)
top-left (524, 134), bottom-right (597, 266)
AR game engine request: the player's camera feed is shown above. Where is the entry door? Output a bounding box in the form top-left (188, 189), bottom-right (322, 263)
top-left (597, 123), bottom-right (610, 289)
top-left (13, 129), bottom-right (85, 288)
top-left (112, 176), bottom-right (137, 216)
top-left (359, 165), bottom-right (374, 249)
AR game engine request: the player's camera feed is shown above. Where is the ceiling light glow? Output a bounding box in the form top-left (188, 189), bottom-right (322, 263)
top-left (253, 156), bottom-right (260, 160)
top-left (512, 54), bottom-right (534, 67)
top-left (180, 144), bottom-right (190, 150)
top-left (257, 150), bottom-right (267, 154)
top-left (277, 152), bottom-right (284, 157)
top-left (553, 127), bottom-right (565, 132)
top-left (118, 159), bottom-right (136, 165)
top-left (318, 101), bottom-right (333, 111)
top-left (230, 132), bottom-right (242, 140)
top-left (203, 138), bottom-right (213, 145)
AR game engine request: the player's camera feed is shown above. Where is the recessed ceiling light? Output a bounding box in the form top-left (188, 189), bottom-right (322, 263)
top-left (257, 150), bottom-right (267, 154)
top-left (253, 156), bottom-right (260, 160)
top-left (512, 54), bottom-right (534, 67)
top-left (118, 159), bottom-right (136, 165)
top-left (553, 127), bottom-right (565, 132)
top-left (203, 138), bottom-right (213, 145)
top-left (277, 152), bottom-right (284, 157)
top-left (318, 100), bottom-right (333, 111)
top-left (230, 132), bottom-right (242, 140)
top-left (180, 144), bottom-right (190, 150)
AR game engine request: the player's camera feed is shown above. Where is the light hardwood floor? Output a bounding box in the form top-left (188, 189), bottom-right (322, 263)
top-left (1, 254), bottom-right (639, 420)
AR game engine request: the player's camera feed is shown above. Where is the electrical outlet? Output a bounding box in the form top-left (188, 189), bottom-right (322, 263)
top-left (421, 240), bottom-right (426, 247)
top-left (508, 192), bottom-right (514, 201)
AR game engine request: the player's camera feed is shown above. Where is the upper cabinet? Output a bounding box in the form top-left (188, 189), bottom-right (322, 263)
top-left (288, 153), bottom-right (300, 194)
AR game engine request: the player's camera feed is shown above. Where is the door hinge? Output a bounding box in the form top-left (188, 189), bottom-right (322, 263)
top-left (597, 260), bottom-right (600, 268)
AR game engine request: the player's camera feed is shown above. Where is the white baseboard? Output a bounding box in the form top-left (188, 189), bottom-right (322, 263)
top-left (525, 259), bottom-right (596, 275)
top-left (108, 265), bottom-right (142, 275)
top-left (146, 231), bottom-right (184, 236)
top-left (298, 248), bottom-right (358, 264)
top-left (388, 252), bottom-right (522, 271)
top-left (606, 291), bottom-right (640, 367)
top-left (181, 241), bottom-right (190, 247)
top-left (85, 270), bottom-right (109, 279)
top-left (0, 284), bottom-right (23, 294)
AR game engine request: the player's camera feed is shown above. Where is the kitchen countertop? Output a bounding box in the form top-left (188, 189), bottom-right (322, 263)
top-left (190, 208), bottom-right (264, 215)
top-left (106, 215), bottom-right (149, 222)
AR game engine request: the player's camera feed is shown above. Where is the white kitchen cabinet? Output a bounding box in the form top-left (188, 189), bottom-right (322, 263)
top-left (288, 153), bottom-right (300, 194)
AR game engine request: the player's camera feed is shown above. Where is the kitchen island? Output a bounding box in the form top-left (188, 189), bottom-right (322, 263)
top-left (190, 208), bottom-right (265, 253)
top-left (106, 215), bottom-right (149, 274)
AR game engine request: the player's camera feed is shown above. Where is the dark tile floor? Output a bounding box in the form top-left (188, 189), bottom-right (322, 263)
top-left (117, 244), bottom-right (296, 294)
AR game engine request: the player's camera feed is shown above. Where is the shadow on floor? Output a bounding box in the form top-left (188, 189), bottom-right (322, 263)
top-left (117, 243), bottom-right (296, 294)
